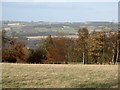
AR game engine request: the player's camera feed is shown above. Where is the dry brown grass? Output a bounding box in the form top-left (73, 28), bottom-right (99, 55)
top-left (1, 63), bottom-right (118, 88)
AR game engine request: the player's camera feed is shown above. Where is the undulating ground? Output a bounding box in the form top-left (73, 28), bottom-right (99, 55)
top-left (1, 63), bottom-right (118, 88)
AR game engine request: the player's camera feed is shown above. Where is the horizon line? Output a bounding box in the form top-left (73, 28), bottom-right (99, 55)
top-left (1, 20), bottom-right (118, 23)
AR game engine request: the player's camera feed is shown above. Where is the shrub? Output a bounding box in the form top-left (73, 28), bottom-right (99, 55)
top-left (27, 47), bottom-right (47, 63)
top-left (2, 39), bottom-right (28, 63)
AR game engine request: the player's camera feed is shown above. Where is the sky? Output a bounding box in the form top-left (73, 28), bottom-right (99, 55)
top-left (1, 0), bottom-right (119, 2)
top-left (1, 2), bottom-right (118, 22)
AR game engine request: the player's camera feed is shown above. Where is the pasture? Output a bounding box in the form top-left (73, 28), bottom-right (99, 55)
top-left (1, 63), bottom-right (118, 88)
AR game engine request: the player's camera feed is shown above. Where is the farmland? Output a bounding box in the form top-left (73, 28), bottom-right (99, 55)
top-left (2, 63), bottom-right (118, 88)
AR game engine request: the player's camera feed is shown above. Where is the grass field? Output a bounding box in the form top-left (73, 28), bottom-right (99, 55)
top-left (1, 63), bottom-right (118, 88)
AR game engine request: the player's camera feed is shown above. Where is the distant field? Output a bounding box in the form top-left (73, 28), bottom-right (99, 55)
top-left (27, 35), bottom-right (78, 40)
top-left (2, 63), bottom-right (118, 88)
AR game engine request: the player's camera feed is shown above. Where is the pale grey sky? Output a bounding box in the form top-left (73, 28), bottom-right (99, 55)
top-left (1, 1), bottom-right (118, 22)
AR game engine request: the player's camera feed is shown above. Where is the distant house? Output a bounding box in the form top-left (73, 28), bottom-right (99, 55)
top-left (8, 23), bottom-right (20, 26)
top-left (63, 26), bottom-right (69, 28)
top-left (4, 27), bottom-right (11, 31)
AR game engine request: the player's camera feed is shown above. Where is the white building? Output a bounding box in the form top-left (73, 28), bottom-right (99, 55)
top-left (8, 23), bottom-right (20, 26)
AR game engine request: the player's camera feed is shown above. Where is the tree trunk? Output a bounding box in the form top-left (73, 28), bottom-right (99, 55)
top-left (112, 49), bottom-right (117, 64)
top-left (116, 40), bottom-right (119, 63)
top-left (116, 30), bottom-right (120, 62)
top-left (83, 52), bottom-right (85, 64)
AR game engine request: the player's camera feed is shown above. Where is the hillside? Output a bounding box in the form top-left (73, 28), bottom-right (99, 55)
top-left (2, 63), bottom-right (118, 88)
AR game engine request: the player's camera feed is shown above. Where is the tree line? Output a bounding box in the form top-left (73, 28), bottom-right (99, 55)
top-left (2, 27), bottom-right (120, 64)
